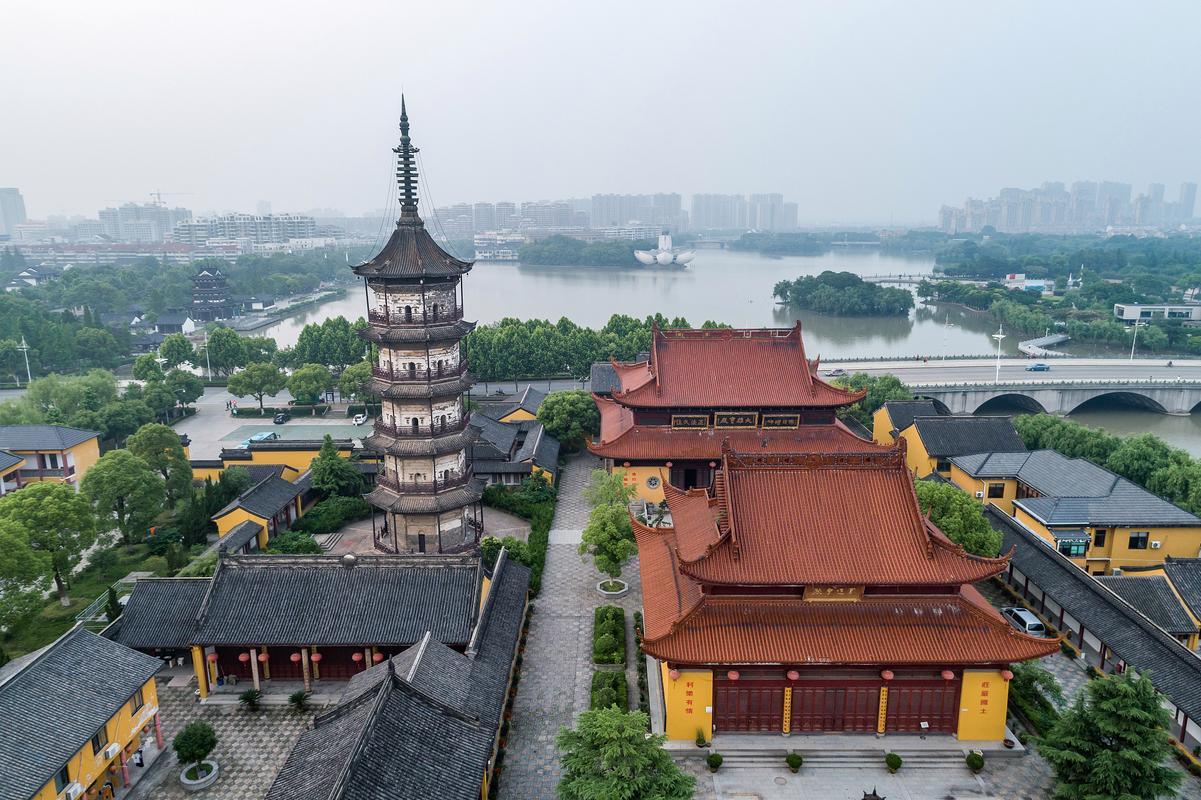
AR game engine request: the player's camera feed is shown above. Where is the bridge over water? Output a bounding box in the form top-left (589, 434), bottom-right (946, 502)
top-left (909, 378), bottom-right (1201, 416)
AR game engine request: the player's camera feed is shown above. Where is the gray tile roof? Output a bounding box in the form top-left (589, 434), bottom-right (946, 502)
top-left (951, 450), bottom-right (1115, 496)
top-left (1163, 558), bottom-right (1201, 620)
top-left (590, 362), bottom-right (620, 394)
top-left (1095, 575), bottom-right (1198, 636)
top-left (909, 415), bottom-right (1025, 457)
top-left (470, 414), bottom-right (517, 460)
top-left (155, 310), bottom-right (192, 325)
top-left (0, 627), bottom-right (162, 800)
top-left (474, 460), bottom-right (533, 475)
top-left (0, 449), bottom-right (22, 473)
top-left (1016, 482), bottom-right (1201, 527)
top-left (513, 421), bottom-right (560, 475)
top-left (485, 386), bottom-right (546, 421)
top-left (105, 578), bottom-right (211, 651)
top-left (882, 399), bottom-right (942, 432)
top-left (218, 520), bottom-right (263, 554)
top-left (991, 507), bottom-right (1201, 723)
top-left (212, 476), bottom-right (303, 521)
top-left (194, 555), bottom-right (482, 647)
top-left (0, 424), bottom-right (99, 451)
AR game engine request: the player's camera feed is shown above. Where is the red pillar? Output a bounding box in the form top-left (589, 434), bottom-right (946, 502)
top-left (120, 751), bottom-right (130, 787)
top-left (154, 713), bottom-right (164, 748)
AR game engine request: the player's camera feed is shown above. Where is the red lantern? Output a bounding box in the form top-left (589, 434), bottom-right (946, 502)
top-left (941, 669), bottom-right (955, 681)
top-left (206, 653), bottom-right (218, 663)
top-left (310, 653), bottom-right (323, 663)
top-left (786, 670), bottom-right (800, 681)
top-left (665, 461), bottom-right (673, 468)
top-left (726, 670), bottom-right (740, 681)
top-left (238, 653), bottom-right (250, 663)
top-left (257, 653), bottom-right (269, 662)
top-left (373, 652), bottom-right (385, 663)
top-left (290, 653), bottom-right (302, 663)
top-left (668, 669), bottom-right (681, 681)
top-left (880, 669), bottom-right (894, 681)
top-left (352, 652), bottom-right (364, 662)
top-left (1001, 669), bottom-right (1014, 681)
top-left (709, 461), bottom-right (717, 468)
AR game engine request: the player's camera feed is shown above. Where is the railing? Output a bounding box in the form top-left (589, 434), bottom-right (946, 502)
top-left (376, 468), bottom-right (475, 493)
top-left (368, 306), bottom-right (465, 326)
top-left (373, 418), bottom-right (471, 438)
top-left (372, 362), bottom-right (469, 382)
top-left (18, 467), bottom-right (74, 478)
top-left (908, 378), bottom-right (1201, 390)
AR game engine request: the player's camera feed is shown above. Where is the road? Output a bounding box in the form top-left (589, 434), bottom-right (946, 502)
top-left (819, 357), bottom-right (1201, 385)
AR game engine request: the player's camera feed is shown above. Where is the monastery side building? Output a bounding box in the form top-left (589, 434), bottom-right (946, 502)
top-left (353, 99), bottom-right (484, 553)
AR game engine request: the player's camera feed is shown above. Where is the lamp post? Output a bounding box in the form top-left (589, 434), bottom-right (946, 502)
top-left (992, 325), bottom-right (1006, 385)
top-left (17, 336), bottom-right (31, 385)
top-left (1129, 319), bottom-right (1144, 361)
top-left (203, 328), bottom-right (212, 379)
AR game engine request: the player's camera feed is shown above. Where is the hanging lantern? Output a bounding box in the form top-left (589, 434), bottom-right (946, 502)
top-left (668, 669), bottom-right (681, 681)
top-left (726, 670), bottom-right (740, 681)
top-left (310, 653), bottom-right (323, 663)
top-left (786, 670), bottom-right (800, 681)
top-left (290, 653), bottom-right (302, 663)
top-left (941, 669), bottom-right (955, 681)
top-left (238, 653), bottom-right (250, 663)
top-left (373, 652), bottom-right (385, 662)
top-left (880, 669), bottom-right (894, 681)
top-left (709, 461), bottom-right (717, 468)
top-left (206, 653), bottom-right (218, 663)
top-left (257, 653), bottom-right (269, 662)
top-left (1000, 669), bottom-right (1014, 681)
top-left (352, 652), bottom-right (364, 662)
top-left (665, 461), bottom-right (673, 468)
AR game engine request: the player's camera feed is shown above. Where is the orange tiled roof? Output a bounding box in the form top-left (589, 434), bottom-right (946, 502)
top-left (609, 324), bottom-right (863, 409)
top-left (665, 448), bottom-right (1010, 586)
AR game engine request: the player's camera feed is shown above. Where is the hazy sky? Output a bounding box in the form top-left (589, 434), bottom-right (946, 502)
top-left (4, 1), bottom-right (1200, 225)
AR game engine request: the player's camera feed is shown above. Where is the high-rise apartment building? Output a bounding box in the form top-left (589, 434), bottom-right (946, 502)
top-left (472, 202), bottom-right (495, 231)
top-left (0, 188), bottom-right (29, 236)
top-left (170, 213), bottom-right (316, 245)
top-left (1180, 183), bottom-right (1197, 221)
top-left (97, 202), bottom-right (191, 242)
top-left (691, 194), bottom-right (746, 229)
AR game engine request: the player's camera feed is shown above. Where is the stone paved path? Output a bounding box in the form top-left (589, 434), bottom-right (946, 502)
top-left (497, 454), bottom-right (644, 800)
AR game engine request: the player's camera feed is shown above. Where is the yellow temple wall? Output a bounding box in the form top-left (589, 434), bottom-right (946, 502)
top-left (956, 669), bottom-right (1010, 741)
top-left (660, 664), bottom-right (713, 741)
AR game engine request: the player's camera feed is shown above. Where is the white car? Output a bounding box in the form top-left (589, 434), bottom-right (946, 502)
top-left (353, 413), bottom-right (369, 425)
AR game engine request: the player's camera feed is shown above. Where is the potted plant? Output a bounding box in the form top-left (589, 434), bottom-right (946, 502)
top-left (885, 752), bottom-right (902, 773)
top-left (174, 721), bottom-right (219, 792)
top-left (786, 752), bottom-right (803, 773)
top-left (706, 752), bottom-right (723, 773)
top-left (966, 751), bottom-right (985, 773)
top-left (695, 728), bottom-right (708, 748)
top-left (239, 688), bottom-right (262, 711)
top-left (289, 690), bottom-right (310, 713)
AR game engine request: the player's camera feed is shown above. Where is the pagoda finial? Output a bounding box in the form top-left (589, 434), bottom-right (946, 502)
top-left (394, 95), bottom-right (421, 224)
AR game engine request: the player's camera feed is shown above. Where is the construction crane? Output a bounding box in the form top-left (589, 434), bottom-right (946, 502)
top-left (149, 190), bottom-right (193, 206)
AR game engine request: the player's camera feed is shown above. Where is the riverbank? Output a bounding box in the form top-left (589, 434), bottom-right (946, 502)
top-left (227, 286), bottom-right (348, 332)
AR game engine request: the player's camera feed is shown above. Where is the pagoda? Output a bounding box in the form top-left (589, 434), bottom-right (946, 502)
top-left (590, 323), bottom-right (877, 501)
top-left (191, 267), bottom-right (232, 321)
top-left (353, 99), bottom-right (484, 554)
top-left (637, 444), bottom-right (1059, 742)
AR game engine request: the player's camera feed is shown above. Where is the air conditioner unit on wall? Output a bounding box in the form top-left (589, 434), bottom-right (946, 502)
top-left (103, 741), bottom-right (121, 760)
top-left (974, 491), bottom-right (985, 498)
top-left (65, 783), bottom-right (84, 800)
top-left (1151, 541), bottom-right (1162, 549)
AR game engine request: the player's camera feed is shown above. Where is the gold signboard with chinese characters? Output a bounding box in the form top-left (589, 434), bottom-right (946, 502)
top-left (671, 414), bottom-right (710, 430)
top-left (714, 412), bottom-right (759, 429)
top-left (761, 413), bottom-right (800, 429)
top-left (803, 585), bottom-right (864, 602)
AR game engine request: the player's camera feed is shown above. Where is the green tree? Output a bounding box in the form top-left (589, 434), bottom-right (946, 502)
top-left (913, 479), bottom-right (1001, 557)
top-left (579, 503), bottom-right (637, 581)
top-left (202, 327), bottom-right (247, 376)
top-left (127, 423), bottom-right (194, 507)
top-left (227, 362), bottom-right (286, 412)
top-left (165, 369), bottom-right (204, 408)
top-left (583, 468), bottom-right (637, 509)
top-left (98, 399), bottom-right (154, 443)
top-left (173, 721), bottom-right (218, 774)
top-left (81, 449), bottom-right (165, 545)
top-left (557, 707), bottom-right (695, 800)
top-left (0, 517), bottom-right (50, 628)
top-left (1105, 433), bottom-right (1183, 489)
top-left (287, 363), bottom-right (333, 403)
top-left (105, 586), bottom-right (122, 622)
top-left (159, 333), bottom-right (196, 368)
top-left (309, 434), bottom-right (361, 498)
top-left (536, 389), bottom-right (600, 450)
top-left (834, 373), bottom-right (913, 426)
top-left (1039, 670), bottom-right (1181, 800)
top-left (1139, 324), bottom-right (1169, 351)
top-left (0, 482), bottom-right (98, 606)
top-left (338, 360), bottom-right (374, 401)
top-left (132, 353), bottom-right (165, 382)
top-left (268, 530), bottom-right (323, 554)
top-left (74, 327), bottom-right (119, 368)
top-left (142, 382), bottom-right (178, 422)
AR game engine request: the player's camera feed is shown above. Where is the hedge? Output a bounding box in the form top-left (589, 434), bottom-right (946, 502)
top-left (481, 478), bottom-right (556, 595)
top-left (346, 404), bottom-right (382, 417)
top-left (593, 606), bottom-right (626, 665)
top-left (290, 496), bottom-right (371, 536)
top-left (590, 670), bottom-right (628, 710)
top-left (632, 611), bottom-right (650, 716)
top-left (232, 405), bottom-right (330, 418)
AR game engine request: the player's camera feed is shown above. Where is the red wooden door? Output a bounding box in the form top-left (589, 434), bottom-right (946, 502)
top-left (791, 684), bottom-right (880, 732)
top-left (714, 684), bottom-right (785, 733)
top-left (885, 682), bottom-right (960, 733)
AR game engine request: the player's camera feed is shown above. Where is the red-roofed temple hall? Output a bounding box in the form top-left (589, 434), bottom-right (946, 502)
top-left (595, 326), bottom-right (1059, 741)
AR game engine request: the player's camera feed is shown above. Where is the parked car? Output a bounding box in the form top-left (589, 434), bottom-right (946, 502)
top-left (353, 413), bottom-right (369, 425)
top-left (823, 368), bottom-right (848, 378)
top-left (1001, 606), bottom-right (1047, 636)
top-left (1025, 363), bottom-right (1051, 372)
top-left (239, 431), bottom-right (281, 448)
top-left (273, 411), bottom-right (291, 424)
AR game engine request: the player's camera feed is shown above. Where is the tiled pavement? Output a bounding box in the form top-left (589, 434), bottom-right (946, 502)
top-left (126, 686), bottom-right (316, 800)
top-left (497, 454), bottom-right (645, 800)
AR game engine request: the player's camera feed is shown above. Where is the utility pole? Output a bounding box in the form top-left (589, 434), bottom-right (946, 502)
top-left (17, 336), bottom-right (31, 385)
top-left (203, 329), bottom-right (212, 378)
top-left (992, 325), bottom-right (1006, 385)
top-left (1129, 319), bottom-right (1144, 361)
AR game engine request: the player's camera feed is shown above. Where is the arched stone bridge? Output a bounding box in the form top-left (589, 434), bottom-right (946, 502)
top-left (909, 378), bottom-right (1201, 416)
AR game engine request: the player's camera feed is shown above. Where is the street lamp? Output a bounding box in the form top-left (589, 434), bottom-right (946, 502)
top-left (1129, 319), bottom-right (1145, 361)
top-left (17, 336), bottom-right (31, 385)
top-left (203, 328), bottom-right (212, 379)
top-left (992, 325), bottom-right (1006, 385)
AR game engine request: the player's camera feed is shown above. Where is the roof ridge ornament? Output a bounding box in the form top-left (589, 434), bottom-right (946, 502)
top-left (395, 95), bottom-right (421, 224)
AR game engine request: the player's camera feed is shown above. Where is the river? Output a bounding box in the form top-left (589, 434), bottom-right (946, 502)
top-left (257, 247), bottom-right (1201, 453)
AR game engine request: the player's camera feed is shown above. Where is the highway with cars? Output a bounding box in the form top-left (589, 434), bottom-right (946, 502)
top-left (819, 358), bottom-right (1201, 385)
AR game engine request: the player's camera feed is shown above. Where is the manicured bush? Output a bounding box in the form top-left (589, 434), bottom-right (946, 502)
top-left (482, 475), bottom-right (556, 594)
top-left (239, 688), bottom-right (262, 711)
top-left (706, 753), bottom-right (723, 772)
top-left (966, 751), bottom-right (985, 773)
top-left (695, 728), bottom-right (707, 747)
top-left (289, 496), bottom-right (371, 536)
top-left (632, 611), bottom-right (650, 716)
top-left (592, 606), bottom-right (626, 665)
top-left (885, 752), bottom-right (902, 773)
top-left (589, 671), bottom-right (627, 710)
top-left (173, 721), bottom-right (217, 770)
top-left (786, 752), bottom-right (803, 772)
top-left (289, 690), bottom-right (310, 713)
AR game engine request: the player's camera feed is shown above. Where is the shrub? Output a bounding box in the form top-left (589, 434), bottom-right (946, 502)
top-left (1059, 640), bottom-right (1076, 657)
top-left (632, 611), bottom-right (650, 716)
top-left (786, 752), bottom-right (803, 772)
top-left (1088, 665), bottom-right (1105, 680)
top-left (592, 606), bottom-right (626, 665)
top-left (239, 688), bottom-right (262, 711)
top-left (590, 671), bottom-right (627, 710)
top-left (966, 751), bottom-right (985, 773)
top-left (482, 478), bottom-right (556, 594)
top-left (593, 633), bottom-right (621, 665)
top-left (289, 496), bottom-right (371, 536)
top-left (289, 691), bottom-right (310, 713)
top-left (695, 728), bottom-right (707, 747)
top-left (885, 752), bottom-right (902, 773)
top-left (268, 530), bottom-right (323, 555)
top-left (173, 721), bottom-right (217, 768)
top-left (706, 753), bottom-right (723, 772)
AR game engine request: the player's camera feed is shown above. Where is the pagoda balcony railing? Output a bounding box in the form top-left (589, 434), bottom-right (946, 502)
top-left (372, 362), bottom-right (469, 382)
top-left (374, 417), bottom-right (471, 438)
top-left (367, 306), bottom-right (465, 326)
top-left (376, 467), bottom-right (474, 493)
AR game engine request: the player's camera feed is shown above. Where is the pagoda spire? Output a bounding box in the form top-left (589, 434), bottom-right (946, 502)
top-left (394, 95), bottom-right (421, 223)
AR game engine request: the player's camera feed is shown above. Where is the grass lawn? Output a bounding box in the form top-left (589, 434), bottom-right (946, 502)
top-left (1, 542), bottom-right (172, 658)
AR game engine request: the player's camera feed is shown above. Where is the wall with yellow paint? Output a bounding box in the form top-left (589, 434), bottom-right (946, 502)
top-left (191, 465), bottom-right (224, 482)
top-left (531, 464), bottom-right (555, 485)
top-left (897, 425), bottom-right (937, 477)
top-left (31, 678), bottom-right (159, 800)
top-left (872, 406), bottom-right (896, 445)
top-left (214, 507), bottom-right (269, 543)
top-left (956, 669), bottom-right (1009, 741)
top-left (69, 438), bottom-right (101, 483)
top-left (660, 664), bottom-right (713, 741)
top-left (499, 408), bottom-right (536, 423)
top-left (949, 466), bottom-right (1019, 515)
top-left (241, 445), bottom-right (352, 474)
top-left (1013, 504), bottom-right (1201, 574)
top-left (620, 465), bottom-right (668, 504)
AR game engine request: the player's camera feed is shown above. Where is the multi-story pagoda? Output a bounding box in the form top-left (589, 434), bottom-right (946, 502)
top-left (191, 267), bottom-right (233, 321)
top-left (353, 99), bottom-right (484, 554)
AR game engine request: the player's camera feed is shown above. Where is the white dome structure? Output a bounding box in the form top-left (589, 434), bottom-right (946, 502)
top-left (633, 231), bottom-right (694, 268)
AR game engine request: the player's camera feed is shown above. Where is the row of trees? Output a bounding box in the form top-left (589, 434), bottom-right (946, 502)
top-left (773, 271), bottom-right (914, 317)
top-left (518, 235), bottom-right (655, 266)
top-left (0, 294), bottom-right (134, 380)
